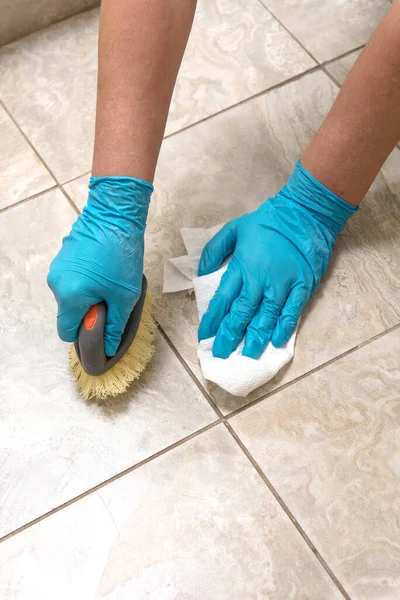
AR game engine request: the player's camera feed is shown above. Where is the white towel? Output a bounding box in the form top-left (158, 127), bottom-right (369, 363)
top-left (163, 226), bottom-right (296, 397)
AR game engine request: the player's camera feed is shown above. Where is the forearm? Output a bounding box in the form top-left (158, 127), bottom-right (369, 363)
top-left (92, 0), bottom-right (196, 182)
top-left (302, 0), bottom-right (400, 206)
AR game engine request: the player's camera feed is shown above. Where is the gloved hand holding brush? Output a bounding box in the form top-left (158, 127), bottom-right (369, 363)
top-left (47, 176), bottom-right (153, 357)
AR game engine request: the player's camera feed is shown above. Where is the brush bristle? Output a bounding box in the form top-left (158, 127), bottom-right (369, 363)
top-left (69, 293), bottom-right (156, 400)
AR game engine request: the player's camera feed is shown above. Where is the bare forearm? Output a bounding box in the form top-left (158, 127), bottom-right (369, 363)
top-left (302, 0), bottom-right (400, 206)
top-left (92, 0), bottom-right (196, 182)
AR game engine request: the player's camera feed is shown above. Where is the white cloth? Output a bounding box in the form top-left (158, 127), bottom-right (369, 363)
top-left (163, 226), bottom-right (296, 397)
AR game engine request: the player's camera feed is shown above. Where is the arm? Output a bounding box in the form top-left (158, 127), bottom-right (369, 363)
top-left (302, 0), bottom-right (400, 205)
top-left (93, 0), bottom-right (197, 181)
top-left (199, 2), bottom-right (400, 359)
top-left (48, 0), bottom-right (196, 355)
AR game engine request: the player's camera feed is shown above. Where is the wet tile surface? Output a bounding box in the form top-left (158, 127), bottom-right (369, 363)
top-left (260, 0), bottom-right (390, 62)
top-left (230, 329), bottom-right (400, 599)
top-left (0, 189), bottom-right (216, 538)
top-left (0, 103), bottom-right (54, 209)
top-left (0, 426), bottom-right (342, 600)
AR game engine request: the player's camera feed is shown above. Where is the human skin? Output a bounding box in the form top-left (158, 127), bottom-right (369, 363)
top-left (302, 0), bottom-right (400, 205)
top-left (92, 0), bottom-right (197, 182)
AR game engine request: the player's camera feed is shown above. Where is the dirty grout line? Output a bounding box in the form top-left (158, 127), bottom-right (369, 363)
top-left (0, 420), bottom-right (221, 545)
top-left (226, 321), bottom-right (400, 421)
top-left (224, 420), bottom-right (352, 600)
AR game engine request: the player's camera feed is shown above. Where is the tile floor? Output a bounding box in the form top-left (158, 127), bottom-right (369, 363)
top-left (0, 1), bottom-right (398, 599)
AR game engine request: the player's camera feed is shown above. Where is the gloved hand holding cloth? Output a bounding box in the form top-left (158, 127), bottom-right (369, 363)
top-left (198, 160), bottom-right (358, 359)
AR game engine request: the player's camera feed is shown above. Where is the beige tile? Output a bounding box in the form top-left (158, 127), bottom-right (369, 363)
top-left (156, 71), bottom-right (400, 413)
top-left (260, 0), bottom-right (390, 62)
top-left (63, 171), bottom-right (90, 210)
top-left (326, 49), bottom-right (362, 85)
top-left (0, 10), bottom-right (99, 184)
top-left (0, 426), bottom-right (342, 599)
top-left (0, 104), bottom-right (54, 209)
top-left (0, 0), bottom-right (99, 46)
top-left (0, 189), bottom-right (216, 538)
top-left (166, 0), bottom-right (316, 136)
top-left (66, 70), bottom-right (400, 415)
top-left (230, 328), bottom-right (400, 600)
top-left (0, 3), bottom-right (315, 182)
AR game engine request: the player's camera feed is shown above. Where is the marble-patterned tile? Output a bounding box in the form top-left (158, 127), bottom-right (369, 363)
top-left (0, 0), bottom-right (99, 46)
top-left (0, 2), bottom-right (315, 182)
top-left (0, 189), bottom-right (216, 538)
top-left (66, 70), bottom-right (400, 415)
top-left (165, 0), bottom-right (316, 135)
top-left (0, 104), bottom-right (54, 210)
top-left (260, 0), bottom-right (390, 63)
top-left (0, 426), bottom-right (342, 599)
top-left (0, 10), bottom-right (99, 184)
top-left (230, 328), bottom-right (400, 600)
top-left (63, 171), bottom-right (90, 210)
top-left (325, 49), bottom-right (362, 85)
top-left (155, 71), bottom-right (400, 413)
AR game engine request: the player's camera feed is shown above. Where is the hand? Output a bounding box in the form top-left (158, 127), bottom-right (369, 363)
top-left (198, 161), bottom-right (357, 359)
top-left (47, 176), bottom-right (153, 356)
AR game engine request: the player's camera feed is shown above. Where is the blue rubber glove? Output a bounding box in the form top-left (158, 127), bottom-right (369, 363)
top-left (198, 160), bottom-right (358, 359)
top-left (47, 176), bottom-right (153, 356)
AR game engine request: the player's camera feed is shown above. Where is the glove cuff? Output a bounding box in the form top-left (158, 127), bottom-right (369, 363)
top-left (87, 175), bottom-right (154, 230)
top-left (282, 160), bottom-right (359, 236)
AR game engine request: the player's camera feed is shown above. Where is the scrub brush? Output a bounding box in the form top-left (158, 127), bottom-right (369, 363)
top-left (69, 275), bottom-right (156, 400)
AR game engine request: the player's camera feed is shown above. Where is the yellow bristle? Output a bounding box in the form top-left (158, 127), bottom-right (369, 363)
top-left (69, 293), bottom-right (156, 400)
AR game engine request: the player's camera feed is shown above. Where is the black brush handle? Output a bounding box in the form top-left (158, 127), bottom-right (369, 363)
top-left (74, 275), bottom-right (148, 376)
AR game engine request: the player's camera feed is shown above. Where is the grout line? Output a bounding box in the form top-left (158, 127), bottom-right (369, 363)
top-left (163, 63), bottom-right (321, 141)
top-left (0, 99), bottom-right (60, 184)
top-left (226, 321), bottom-right (400, 421)
top-left (0, 185), bottom-right (58, 215)
top-left (157, 323), bottom-right (225, 420)
top-left (0, 420), bottom-right (220, 545)
top-left (224, 421), bottom-right (352, 600)
top-left (256, 0), bottom-right (319, 64)
top-left (322, 44), bottom-right (365, 67)
top-left (163, 44), bottom-right (364, 144)
top-left (321, 65), bottom-right (344, 90)
top-left (0, 41), bottom-right (365, 217)
top-left (61, 169), bottom-right (92, 186)
top-left (59, 183), bottom-right (81, 215)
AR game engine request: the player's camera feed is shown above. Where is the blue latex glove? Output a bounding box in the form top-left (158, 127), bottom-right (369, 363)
top-left (47, 176), bottom-right (153, 356)
top-left (198, 160), bottom-right (358, 359)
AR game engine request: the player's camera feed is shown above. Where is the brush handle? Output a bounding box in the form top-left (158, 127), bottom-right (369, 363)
top-left (75, 302), bottom-right (107, 376)
top-left (74, 275), bottom-right (148, 377)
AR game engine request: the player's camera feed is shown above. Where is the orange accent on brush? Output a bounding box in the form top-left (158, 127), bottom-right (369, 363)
top-left (84, 304), bottom-right (99, 330)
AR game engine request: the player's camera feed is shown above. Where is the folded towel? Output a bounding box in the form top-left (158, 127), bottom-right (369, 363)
top-left (163, 225), bottom-right (296, 397)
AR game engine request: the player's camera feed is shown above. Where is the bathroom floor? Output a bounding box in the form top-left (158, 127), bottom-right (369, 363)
top-left (1, 1), bottom-right (399, 598)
